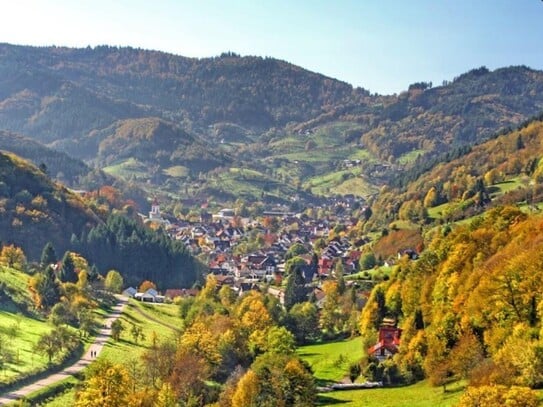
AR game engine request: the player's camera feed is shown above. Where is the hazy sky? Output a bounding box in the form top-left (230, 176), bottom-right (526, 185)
top-left (1, 0), bottom-right (542, 94)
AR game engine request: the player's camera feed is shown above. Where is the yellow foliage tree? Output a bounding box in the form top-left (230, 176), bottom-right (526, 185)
top-left (231, 370), bottom-right (260, 407)
top-left (0, 244), bottom-right (26, 270)
top-left (75, 362), bottom-right (132, 407)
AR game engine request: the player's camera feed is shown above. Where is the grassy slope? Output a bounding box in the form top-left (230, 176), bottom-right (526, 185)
top-left (97, 300), bottom-right (179, 364)
top-left (297, 337), bottom-right (363, 384)
top-left (0, 266), bottom-right (51, 381)
top-left (40, 299), bottom-right (180, 406)
top-left (318, 380), bottom-right (464, 407)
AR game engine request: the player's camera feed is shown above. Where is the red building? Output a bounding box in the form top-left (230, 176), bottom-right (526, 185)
top-left (368, 319), bottom-right (402, 361)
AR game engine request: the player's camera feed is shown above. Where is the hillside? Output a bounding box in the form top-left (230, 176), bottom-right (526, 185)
top-left (0, 44), bottom-right (543, 205)
top-left (0, 129), bottom-right (90, 186)
top-left (359, 206), bottom-right (543, 394)
top-left (369, 114), bottom-right (543, 227)
top-left (0, 151), bottom-right (101, 259)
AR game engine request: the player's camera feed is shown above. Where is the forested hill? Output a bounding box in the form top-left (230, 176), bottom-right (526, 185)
top-left (1, 44), bottom-right (543, 204)
top-left (0, 151), bottom-right (201, 288)
top-left (0, 151), bottom-right (101, 259)
top-left (369, 115), bottom-right (543, 227)
top-left (0, 130), bottom-right (90, 184)
top-left (0, 43), bottom-right (365, 142)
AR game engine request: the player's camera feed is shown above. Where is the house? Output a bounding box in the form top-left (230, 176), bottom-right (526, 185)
top-left (135, 288), bottom-right (165, 303)
top-left (123, 287), bottom-right (137, 298)
top-left (368, 319), bottom-right (402, 361)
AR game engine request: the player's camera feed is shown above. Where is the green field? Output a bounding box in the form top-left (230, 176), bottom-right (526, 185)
top-left (297, 337), bottom-right (364, 383)
top-left (102, 158), bottom-right (149, 181)
top-left (97, 299), bottom-right (179, 365)
top-left (317, 380), bottom-right (464, 407)
top-left (0, 310), bottom-right (51, 382)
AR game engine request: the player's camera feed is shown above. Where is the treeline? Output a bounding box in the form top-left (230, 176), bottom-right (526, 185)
top-left (72, 215), bottom-right (203, 289)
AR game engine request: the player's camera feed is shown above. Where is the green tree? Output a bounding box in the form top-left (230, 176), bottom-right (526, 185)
top-left (104, 270), bottom-right (123, 293)
top-left (111, 319), bottom-right (124, 341)
top-left (40, 242), bottom-right (57, 268)
top-left (29, 266), bottom-right (61, 309)
top-left (359, 252), bottom-right (376, 270)
top-left (284, 266), bottom-right (307, 310)
top-left (59, 251), bottom-right (78, 283)
top-left (285, 243), bottom-right (308, 260)
top-left (287, 302), bottom-right (320, 344)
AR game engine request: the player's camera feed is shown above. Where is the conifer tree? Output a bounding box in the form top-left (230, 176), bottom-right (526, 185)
top-left (40, 242), bottom-right (57, 268)
top-left (284, 266), bottom-right (307, 310)
top-left (59, 251), bottom-right (78, 283)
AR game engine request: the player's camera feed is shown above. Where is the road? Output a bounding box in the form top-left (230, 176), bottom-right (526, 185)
top-left (0, 295), bottom-right (128, 405)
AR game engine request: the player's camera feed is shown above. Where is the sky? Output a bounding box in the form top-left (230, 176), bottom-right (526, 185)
top-left (0, 0), bottom-right (542, 94)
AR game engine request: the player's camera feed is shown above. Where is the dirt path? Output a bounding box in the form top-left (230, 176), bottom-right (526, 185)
top-left (0, 295), bottom-right (128, 405)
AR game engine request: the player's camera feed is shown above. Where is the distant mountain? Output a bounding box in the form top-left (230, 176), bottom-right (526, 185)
top-left (0, 43), bottom-right (543, 204)
top-left (355, 66), bottom-right (543, 160)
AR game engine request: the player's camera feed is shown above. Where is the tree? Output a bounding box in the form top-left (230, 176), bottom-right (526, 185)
top-left (458, 385), bottom-right (538, 407)
top-left (59, 252), bottom-right (78, 283)
top-left (130, 323), bottom-right (145, 344)
top-left (105, 270), bottom-right (123, 293)
top-left (283, 266), bottom-right (307, 310)
top-left (34, 327), bottom-right (77, 364)
top-left (359, 252), bottom-right (376, 270)
top-left (29, 266), bottom-right (61, 309)
top-left (265, 326), bottom-right (296, 355)
top-left (320, 280), bottom-right (343, 334)
top-left (449, 332), bottom-right (484, 380)
top-left (0, 244), bottom-right (26, 270)
top-left (232, 369), bottom-right (260, 407)
top-left (287, 302), bottom-right (320, 344)
top-left (285, 243), bottom-right (308, 260)
top-left (75, 360), bottom-right (132, 407)
top-left (110, 319), bottom-right (124, 341)
top-left (40, 242), bottom-right (57, 267)
top-left (49, 302), bottom-right (74, 326)
top-left (138, 280), bottom-right (156, 293)
top-left (335, 260), bottom-right (346, 295)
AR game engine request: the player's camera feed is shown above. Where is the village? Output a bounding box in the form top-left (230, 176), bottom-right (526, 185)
top-left (124, 197), bottom-right (409, 363)
top-left (130, 197), bottom-right (368, 300)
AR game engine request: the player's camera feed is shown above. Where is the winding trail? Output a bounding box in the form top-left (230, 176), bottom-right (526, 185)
top-left (0, 295), bottom-right (128, 405)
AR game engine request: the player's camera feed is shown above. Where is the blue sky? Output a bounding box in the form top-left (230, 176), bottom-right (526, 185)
top-left (1, 0), bottom-right (542, 94)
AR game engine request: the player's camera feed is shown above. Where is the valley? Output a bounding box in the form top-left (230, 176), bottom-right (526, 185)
top-left (1, 42), bottom-right (543, 406)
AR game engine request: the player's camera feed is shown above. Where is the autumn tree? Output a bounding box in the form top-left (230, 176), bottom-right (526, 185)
top-left (320, 280), bottom-right (342, 334)
top-left (75, 360), bottom-right (133, 407)
top-left (0, 244), bottom-right (26, 270)
top-left (105, 270), bottom-right (123, 293)
top-left (138, 280), bottom-right (156, 293)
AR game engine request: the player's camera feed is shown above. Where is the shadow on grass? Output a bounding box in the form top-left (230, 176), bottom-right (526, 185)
top-left (316, 394), bottom-right (351, 405)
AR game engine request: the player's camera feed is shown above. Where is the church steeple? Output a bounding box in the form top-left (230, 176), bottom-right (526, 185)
top-left (149, 197), bottom-right (161, 220)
